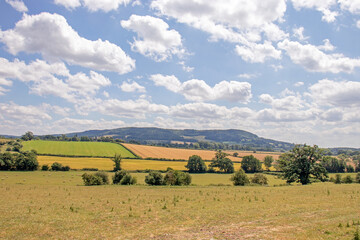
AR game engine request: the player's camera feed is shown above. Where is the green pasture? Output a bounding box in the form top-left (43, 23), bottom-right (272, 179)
top-left (22, 140), bottom-right (136, 158)
top-left (0, 171), bottom-right (360, 239)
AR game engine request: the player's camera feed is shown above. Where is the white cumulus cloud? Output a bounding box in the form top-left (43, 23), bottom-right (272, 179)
top-left (0, 12), bottom-right (135, 74)
top-left (235, 41), bottom-right (281, 63)
top-left (54, 0), bottom-right (130, 12)
top-left (120, 81), bottom-right (146, 93)
top-left (121, 15), bottom-right (185, 62)
top-left (5, 0), bottom-right (28, 12)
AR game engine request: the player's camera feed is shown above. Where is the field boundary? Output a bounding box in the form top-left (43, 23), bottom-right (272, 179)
top-left (34, 153), bottom-right (140, 159)
top-left (119, 143), bottom-right (141, 159)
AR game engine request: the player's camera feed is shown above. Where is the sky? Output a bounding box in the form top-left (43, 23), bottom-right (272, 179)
top-left (0, 0), bottom-right (360, 148)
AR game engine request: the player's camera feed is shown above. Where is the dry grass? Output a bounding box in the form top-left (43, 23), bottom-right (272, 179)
top-left (123, 143), bottom-right (240, 161)
top-left (0, 171), bottom-right (359, 239)
top-left (225, 150), bottom-right (281, 160)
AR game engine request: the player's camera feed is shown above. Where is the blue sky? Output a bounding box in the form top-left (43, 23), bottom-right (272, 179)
top-left (0, 0), bottom-right (360, 147)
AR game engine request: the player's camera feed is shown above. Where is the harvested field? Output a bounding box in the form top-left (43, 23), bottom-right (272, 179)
top-left (225, 150), bottom-right (281, 160)
top-left (123, 143), bottom-right (240, 161)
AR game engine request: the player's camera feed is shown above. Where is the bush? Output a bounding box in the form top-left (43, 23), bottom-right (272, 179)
top-left (81, 168), bottom-right (98, 171)
top-left (14, 151), bottom-right (38, 171)
top-left (51, 162), bottom-right (70, 171)
top-left (231, 169), bottom-right (249, 186)
top-left (82, 173), bottom-right (104, 186)
top-left (343, 175), bottom-right (353, 184)
top-left (241, 155), bottom-right (262, 173)
top-left (112, 170), bottom-right (136, 185)
top-left (346, 165), bottom-right (355, 173)
top-left (164, 170), bottom-right (191, 186)
top-left (145, 171), bottom-right (164, 185)
top-left (251, 173), bottom-right (268, 185)
top-left (94, 171), bottom-right (109, 184)
top-left (41, 164), bottom-right (49, 171)
top-left (0, 152), bottom-right (15, 170)
top-left (356, 173), bottom-right (360, 183)
top-left (185, 155), bottom-right (207, 173)
top-left (6, 147), bottom-right (11, 151)
top-left (335, 174), bottom-right (342, 184)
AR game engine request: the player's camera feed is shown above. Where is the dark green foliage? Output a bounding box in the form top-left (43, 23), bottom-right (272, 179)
top-left (231, 169), bottom-right (249, 186)
top-left (112, 170), bottom-right (136, 185)
top-left (51, 162), bottom-right (70, 171)
top-left (251, 173), bottom-right (268, 185)
top-left (164, 170), bottom-right (191, 186)
top-left (112, 154), bottom-right (122, 171)
top-left (343, 175), bottom-right (353, 184)
top-left (278, 144), bottom-right (328, 185)
top-left (41, 164), bottom-right (49, 171)
top-left (335, 174), bottom-right (342, 184)
top-left (233, 152), bottom-right (239, 157)
top-left (145, 171), bottom-right (164, 185)
top-left (185, 155), bottom-right (207, 173)
top-left (94, 171), bottom-right (109, 184)
top-left (321, 156), bottom-right (346, 173)
top-left (12, 142), bottom-right (22, 152)
top-left (241, 155), bottom-right (262, 173)
top-left (21, 131), bottom-right (34, 141)
top-left (356, 173), bottom-right (360, 183)
top-left (209, 150), bottom-right (234, 173)
top-left (82, 173), bottom-right (104, 186)
top-left (264, 155), bottom-right (274, 171)
top-left (346, 165), bottom-right (355, 173)
top-left (0, 152), bottom-right (15, 170)
top-left (354, 228), bottom-right (360, 240)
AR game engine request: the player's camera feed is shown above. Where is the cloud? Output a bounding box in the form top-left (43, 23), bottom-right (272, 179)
top-left (120, 81), bottom-right (146, 93)
top-left (151, 0), bottom-right (287, 45)
top-left (357, 20), bottom-right (360, 28)
top-left (259, 94), bottom-right (304, 110)
top-left (339, 0), bottom-right (360, 15)
top-left (278, 39), bottom-right (360, 73)
top-left (54, 0), bottom-right (81, 10)
top-left (5, 0), bottom-right (28, 12)
top-left (0, 12), bottom-right (135, 74)
top-left (149, 74), bottom-right (252, 103)
top-left (0, 58), bottom-right (110, 102)
top-left (237, 73), bottom-right (258, 79)
top-left (309, 79), bottom-right (360, 107)
top-left (54, 0), bottom-right (130, 12)
top-left (291, 0), bottom-right (338, 22)
top-left (294, 81), bottom-right (304, 87)
top-left (0, 102), bottom-right (52, 123)
top-left (121, 15), bottom-right (185, 62)
top-left (235, 41), bottom-right (281, 63)
top-left (293, 27), bottom-right (309, 41)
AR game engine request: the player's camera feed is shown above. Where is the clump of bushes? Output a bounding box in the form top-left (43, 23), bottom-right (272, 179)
top-left (51, 162), bottom-right (70, 171)
top-left (144, 170), bottom-right (191, 186)
top-left (356, 173), bottom-right (360, 183)
top-left (0, 151), bottom-right (38, 171)
top-left (251, 173), bottom-right (268, 185)
top-left (41, 164), bottom-right (49, 171)
top-left (82, 172), bottom-right (106, 186)
top-left (113, 170), bottom-right (136, 185)
top-left (231, 169), bottom-right (249, 186)
top-left (343, 175), bottom-right (353, 184)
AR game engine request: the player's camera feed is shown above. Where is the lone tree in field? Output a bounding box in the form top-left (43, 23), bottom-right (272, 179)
top-left (112, 154), bottom-right (122, 171)
top-left (185, 155), bottom-right (207, 173)
top-left (241, 155), bottom-right (262, 173)
top-left (264, 155), bottom-right (274, 171)
top-left (278, 144), bottom-right (328, 185)
top-left (209, 150), bottom-right (234, 173)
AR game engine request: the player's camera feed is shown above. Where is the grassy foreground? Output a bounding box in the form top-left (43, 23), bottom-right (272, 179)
top-left (22, 140), bottom-right (136, 158)
top-left (1, 171), bottom-right (360, 239)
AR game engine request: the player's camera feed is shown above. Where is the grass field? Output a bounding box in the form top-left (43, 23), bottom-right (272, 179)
top-left (0, 171), bottom-right (359, 239)
top-left (22, 140), bottom-right (136, 158)
top-left (37, 156), bottom-right (242, 171)
top-left (123, 143), bottom-right (241, 161)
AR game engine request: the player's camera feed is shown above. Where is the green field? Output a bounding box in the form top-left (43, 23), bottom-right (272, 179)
top-left (22, 140), bottom-right (136, 158)
top-left (1, 171), bottom-right (360, 239)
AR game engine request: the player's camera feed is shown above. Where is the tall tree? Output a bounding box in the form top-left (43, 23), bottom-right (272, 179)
top-left (241, 155), bottom-right (262, 173)
top-left (278, 144), bottom-right (328, 185)
top-left (112, 154), bottom-right (122, 171)
top-left (209, 150), bottom-right (234, 173)
top-left (185, 155), bottom-right (207, 173)
top-left (264, 155), bottom-right (274, 171)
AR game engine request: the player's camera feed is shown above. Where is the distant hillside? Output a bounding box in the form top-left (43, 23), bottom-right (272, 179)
top-left (64, 127), bottom-right (294, 152)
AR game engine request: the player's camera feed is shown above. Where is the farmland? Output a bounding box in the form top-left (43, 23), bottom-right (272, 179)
top-left (22, 140), bottom-right (136, 158)
top-left (37, 156), bottom-right (242, 171)
top-left (1, 171), bottom-right (360, 239)
top-left (123, 143), bottom-right (245, 161)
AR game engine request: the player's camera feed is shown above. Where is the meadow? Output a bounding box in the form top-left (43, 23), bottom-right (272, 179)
top-left (22, 140), bottom-right (136, 158)
top-left (1, 171), bottom-right (360, 239)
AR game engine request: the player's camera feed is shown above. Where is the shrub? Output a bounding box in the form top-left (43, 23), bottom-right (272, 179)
top-left (0, 152), bottom-right (15, 170)
top-left (94, 171), bottom-right (109, 184)
top-left (145, 171), bottom-right (164, 185)
top-left (164, 170), bottom-right (191, 186)
top-left (241, 155), bottom-right (262, 173)
top-left (6, 147), bottom-right (11, 151)
top-left (51, 162), bottom-right (63, 171)
top-left (346, 165), bottom-right (355, 173)
top-left (41, 164), bottom-right (49, 171)
top-left (81, 168), bottom-right (98, 171)
top-left (231, 169), bottom-right (249, 186)
top-left (343, 175), bottom-right (353, 184)
top-left (185, 155), bottom-right (207, 173)
top-left (356, 173), bottom-right (360, 183)
top-left (334, 174), bottom-right (342, 184)
top-left (120, 173), bottom-right (137, 185)
top-left (251, 173), bottom-right (268, 185)
top-left (82, 173), bottom-right (104, 186)
top-left (14, 151), bottom-right (38, 171)
top-left (113, 170), bottom-right (127, 184)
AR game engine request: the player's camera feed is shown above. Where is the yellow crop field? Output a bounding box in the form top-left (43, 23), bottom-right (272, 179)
top-left (225, 150), bottom-right (281, 160)
top-left (37, 156), bottom-right (240, 171)
top-left (123, 143), bottom-right (240, 161)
